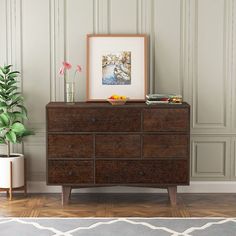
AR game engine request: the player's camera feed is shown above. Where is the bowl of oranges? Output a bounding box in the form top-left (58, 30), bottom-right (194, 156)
top-left (107, 94), bottom-right (128, 105)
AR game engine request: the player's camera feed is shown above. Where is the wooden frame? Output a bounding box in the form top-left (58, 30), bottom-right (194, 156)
top-left (86, 34), bottom-right (148, 101)
top-left (0, 158), bottom-right (27, 200)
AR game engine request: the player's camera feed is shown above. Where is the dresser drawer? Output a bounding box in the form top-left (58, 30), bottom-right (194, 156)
top-left (143, 135), bottom-right (188, 158)
top-left (95, 135), bottom-right (141, 158)
top-left (143, 108), bottom-right (189, 132)
top-left (48, 160), bottom-right (94, 184)
top-left (47, 108), bottom-right (141, 132)
top-left (95, 160), bottom-right (188, 184)
top-left (48, 134), bottom-right (93, 159)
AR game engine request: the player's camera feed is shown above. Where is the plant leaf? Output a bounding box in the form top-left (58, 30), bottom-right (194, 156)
top-left (0, 113), bottom-right (9, 126)
top-left (0, 102), bottom-right (7, 112)
top-left (7, 80), bottom-right (17, 86)
top-left (4, 65), bottom-right (12, 70)
top-left (0, 137), bottom-right (5, 144)
top-left (6, 130), bottom-right (17, 143)
top-left (8, 71), bottom-right (20, 75)
top-left (13, 111), bottom-right (27, 120)
top-left (8, 72), bottom-right (19, 79)
top-left (20, 129), bottom-right (34, 137)
top-left (17, 105), bottom-right (28, 118)
top-left (6, 86), bottom-right (18, 94)
top-left (11, 122), bottom-right (25, 133)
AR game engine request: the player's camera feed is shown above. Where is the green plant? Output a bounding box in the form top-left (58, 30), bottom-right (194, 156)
top-left (0, 65), bottom-right (34, 157)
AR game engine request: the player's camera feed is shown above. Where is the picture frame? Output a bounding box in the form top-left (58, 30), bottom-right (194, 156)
top-left (86, 34), bottom-right (147, 101)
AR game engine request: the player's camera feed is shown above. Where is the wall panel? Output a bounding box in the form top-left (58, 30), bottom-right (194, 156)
top-left (22, 0), bottom-right (51, 124)
top-left (24, 143), bottom-right (46, 181)
top-left (66, 0), bottom-right (94, 101)
top-left (191, 137), bottom-right (230, 179)
top-left (193, 0), bottom-right (228, 129)
top-left (21, 0), bottom-right (50, 176)
top-left (154, 0), bottom-right (181, 94)
top-left (109, 0), bottom-right (138, 33)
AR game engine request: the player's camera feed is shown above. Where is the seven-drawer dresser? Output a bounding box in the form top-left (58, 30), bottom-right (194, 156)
top-left (46, 102), bottom-right (190, 205)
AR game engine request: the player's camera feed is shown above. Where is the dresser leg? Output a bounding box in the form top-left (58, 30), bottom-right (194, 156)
top-left (62, 186), bottom-right (71, 205)
top-left (167, 186), bottom-right (177, 206)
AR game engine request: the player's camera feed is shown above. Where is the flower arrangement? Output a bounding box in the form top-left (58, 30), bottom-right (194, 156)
top-left (59, 61), bottom-right (82, 102)
top-left (59, 61), bottom-right (82, 80)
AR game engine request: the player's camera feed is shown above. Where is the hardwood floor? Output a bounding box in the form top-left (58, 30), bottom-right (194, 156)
top-left (0, 193), bottom-right (236, 217)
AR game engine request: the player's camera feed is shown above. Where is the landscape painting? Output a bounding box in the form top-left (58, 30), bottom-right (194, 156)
top-left (102, 51), bottom-right (131, 85)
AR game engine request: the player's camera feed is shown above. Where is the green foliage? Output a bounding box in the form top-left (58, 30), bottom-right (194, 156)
top-left (0, 65), bottom-right (34, 156)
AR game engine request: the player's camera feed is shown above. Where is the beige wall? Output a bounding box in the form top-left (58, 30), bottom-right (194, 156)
top-left (0, 0), bottom-right (236, 183)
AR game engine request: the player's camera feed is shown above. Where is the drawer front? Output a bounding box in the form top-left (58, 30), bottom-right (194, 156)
top-left (143, 135), bottom-right (188, 158)
top-left (47, 108), bottom-right (141, 132)
top-left (48, 160), bottom-right (94, 184)
top-left (48, 134), bottom-right (93, 159)
top-left (143, 108), bottom-right (189, 132)
top-left (95, 135), bottom-right (141, 158)
top-left (95, 160), bottom-right (188, 184)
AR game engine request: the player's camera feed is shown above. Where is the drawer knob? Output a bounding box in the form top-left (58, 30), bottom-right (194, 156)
top-left (68, 171), bottom-right (73, 176)
top-left (91, 117), bottom-right (96, 123)
top-left (139, 171), bottom-right (144, 176)
top-left (68, 145), bottom-right (73, 149)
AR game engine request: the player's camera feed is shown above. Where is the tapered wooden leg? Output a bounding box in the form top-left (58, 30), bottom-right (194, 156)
top-left (9, 162), bottom-right (13, 201)
top-left (62, 186), bottom-right (71, 205)
top-left (167, 186), bottom-right (177, 206)
top-left (24, 158), bottom-right (27, 196)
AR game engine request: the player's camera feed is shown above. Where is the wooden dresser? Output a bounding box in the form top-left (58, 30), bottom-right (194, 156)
top-left (46, 102), bottom-right (190, 205)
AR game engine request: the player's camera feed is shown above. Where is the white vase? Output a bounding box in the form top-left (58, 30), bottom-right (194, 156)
top-left (0, 154), bottom-right (24, 188)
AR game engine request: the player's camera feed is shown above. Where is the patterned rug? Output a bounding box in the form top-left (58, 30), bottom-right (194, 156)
top-left (0, 217), bottom-right (236, 236)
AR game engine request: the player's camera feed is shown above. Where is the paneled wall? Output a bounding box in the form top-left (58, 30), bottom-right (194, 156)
top-left (0, 0), bottom-right (236, 183)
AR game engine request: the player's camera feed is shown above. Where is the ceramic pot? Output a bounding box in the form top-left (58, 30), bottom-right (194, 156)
top-left (0, 154), bottom-right (24, 188)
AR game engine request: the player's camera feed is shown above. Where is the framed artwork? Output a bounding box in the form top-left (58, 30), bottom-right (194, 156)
top-left (86, 34), bottom-right (147, 101)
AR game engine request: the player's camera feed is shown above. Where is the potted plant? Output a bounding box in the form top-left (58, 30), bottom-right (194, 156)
top-left (0, 64), bottom-right (34, 199)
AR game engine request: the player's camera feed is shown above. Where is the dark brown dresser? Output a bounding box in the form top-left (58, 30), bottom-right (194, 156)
top-left (46, 102), bottom-right (190, 205)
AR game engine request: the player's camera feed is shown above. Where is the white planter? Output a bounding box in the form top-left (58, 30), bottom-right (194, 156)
top-left (0, 153), bottom-right (24, 188)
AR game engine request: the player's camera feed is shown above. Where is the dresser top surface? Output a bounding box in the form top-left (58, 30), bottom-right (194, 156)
top-left (46, 102), bottom-right (190, 108)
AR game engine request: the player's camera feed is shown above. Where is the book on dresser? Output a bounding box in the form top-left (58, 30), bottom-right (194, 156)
top-left (46, 102), bottom-right (190, 205)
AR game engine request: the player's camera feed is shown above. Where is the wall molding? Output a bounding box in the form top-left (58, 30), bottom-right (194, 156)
top-left (232, 0), bottom-right (236, 131)
top-left (181, 0), bottom-right (190, 102)
top-left (233, 140), bottom-right (236, 178)
top-left (5, 0), bottom-right (23, 154)
top-left (93, 0), bottom-right (99, 34)
top-left (192, 141), bottom-right (227, 178)
top-left (50, 0), bottom-right (65, 101)
top-left (191, 0), bottom-right (233, 130)
top-left (4, 0), bottom-right (22, 89)
top-left (191, 137), bottom-right (231, 180)
top-left (144, 0), bottom-right (155, 93)
top-left (27, 181), bottom-right (236, 193)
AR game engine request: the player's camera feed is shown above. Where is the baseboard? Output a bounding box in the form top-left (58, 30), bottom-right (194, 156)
top-left (27, 181), bottom-right (236, 193)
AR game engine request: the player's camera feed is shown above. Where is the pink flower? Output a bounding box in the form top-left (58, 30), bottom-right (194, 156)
top-left (76, 65), bottom-right (82, 73)
top-left (63, 61), bottom-right (72, 70)
top-left (59, 67), bottom-right (65, 75)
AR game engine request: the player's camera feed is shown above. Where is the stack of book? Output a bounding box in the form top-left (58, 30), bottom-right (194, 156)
top-left (146, 94), bottom-right (182, 105)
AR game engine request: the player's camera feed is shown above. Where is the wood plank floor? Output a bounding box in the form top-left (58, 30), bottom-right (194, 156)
top-left (0, 193), bottom-right (236, 217)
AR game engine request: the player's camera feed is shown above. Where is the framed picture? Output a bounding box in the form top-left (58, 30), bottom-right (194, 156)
top-left (87, 34), bottom-right (147, 101)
